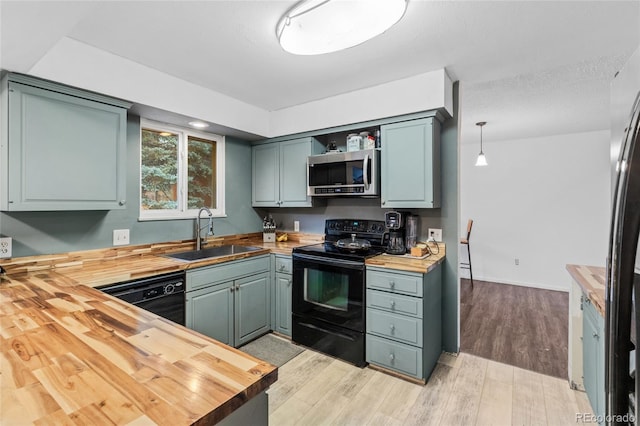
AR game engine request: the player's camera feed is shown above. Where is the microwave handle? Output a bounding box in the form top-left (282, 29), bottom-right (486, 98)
top-left (363, 154), bottom-right (370, 190)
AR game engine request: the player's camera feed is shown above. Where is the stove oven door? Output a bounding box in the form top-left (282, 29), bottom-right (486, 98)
top-left (292, 253), bottom-right (365, 332)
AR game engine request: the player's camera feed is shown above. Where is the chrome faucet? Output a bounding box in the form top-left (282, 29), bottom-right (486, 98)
top-left (196, 207), bottom-right (214, 250)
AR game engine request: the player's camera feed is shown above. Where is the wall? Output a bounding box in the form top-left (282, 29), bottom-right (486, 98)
top-left (26, 38), bottom-right (452, 140)
top-left (0, 115), bottom-right (263, 257)
top-left (459, 129), bottom-right (611, 292)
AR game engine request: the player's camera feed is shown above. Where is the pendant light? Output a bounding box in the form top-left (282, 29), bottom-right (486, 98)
top-left (276, 0), bottom-right (408, 55)
top-left (475, 121), bottom-right (488, 167)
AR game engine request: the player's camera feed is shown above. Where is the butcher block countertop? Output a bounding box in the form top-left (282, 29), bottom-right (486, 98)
top-left (366, 243), bottom-right (446, 274)
top-left (0, 271), bottom-right (277, 425)
top-left (566, 264), bottom-right (606, 316)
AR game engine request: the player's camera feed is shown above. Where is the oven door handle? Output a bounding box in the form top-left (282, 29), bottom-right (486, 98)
top-left (293, 253), bottom-right (364, 270)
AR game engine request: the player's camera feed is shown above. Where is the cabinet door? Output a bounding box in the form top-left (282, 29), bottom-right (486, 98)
top-left (252, 143), bottom-right (280, 207)
top-left (275, 272), bottom-right (292, 336)
top-left (5, 81), bottom-right (127, 211)
top-left (186, 283), bottom-right (234, 345)
top-left (582, 300), bottom-right (604, 419)
top-left (279, 138), bottom-right (311, 207)
top-left (235, 272), bottom-right (271, 346)
top-left (381, 118), bottom-right (440, 208)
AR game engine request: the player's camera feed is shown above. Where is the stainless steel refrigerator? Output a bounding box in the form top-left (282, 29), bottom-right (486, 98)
top-left (606, 47), bottom-right (640, 424)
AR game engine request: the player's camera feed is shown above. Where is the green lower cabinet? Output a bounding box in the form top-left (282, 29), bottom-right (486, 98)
top-left (185, 281), bottom-right (234, 345)
top-left (582, 296), bottom-right (605, 422)
top-left (236, 273), bottom-right (271, 346)
top-left (273, 255), bottom-right (293, 337)
top-left (365, 264), bottom-right (442, 381)
top-left (185, 256), bottom-right (270, 348)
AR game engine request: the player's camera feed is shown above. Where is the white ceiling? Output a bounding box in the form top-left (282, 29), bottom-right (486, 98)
top-left (1, 0), bottom-right (639, 143)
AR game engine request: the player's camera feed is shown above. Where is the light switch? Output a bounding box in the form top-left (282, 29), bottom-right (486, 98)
top-left (113, 229), bottom-right (130, 246)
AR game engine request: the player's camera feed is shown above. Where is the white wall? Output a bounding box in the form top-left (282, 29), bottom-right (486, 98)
top-left (25, 37), bottom-right (453, 140)
top-left (460, 130), bottom-right (611, 291)
top-left (269, 69), bottom-right (453, 136)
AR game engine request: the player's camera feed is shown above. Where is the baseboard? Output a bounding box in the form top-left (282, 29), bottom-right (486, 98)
top-left (464, 276), bottom-right (569, 293)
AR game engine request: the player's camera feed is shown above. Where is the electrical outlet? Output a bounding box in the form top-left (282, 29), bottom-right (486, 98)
top-left (428, 228), bottom-right (443, 242)
top-left (0, 237), bottom-right (12, 258)
top-left (113, 229), bottom-right (130, 246)
top-left (294, 221), bottom-right (300, 232)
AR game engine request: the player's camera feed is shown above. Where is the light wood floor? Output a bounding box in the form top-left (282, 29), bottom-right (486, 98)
top-left (267, 349), bottom-right (593, 425)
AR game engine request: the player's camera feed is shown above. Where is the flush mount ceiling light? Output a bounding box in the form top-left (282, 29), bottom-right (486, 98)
top-left (188, 121), bottom-right (209, 129)
top-left (276, 0), bottom-right (408, 55)
top-left (475, 121), bottom-right (488, 167)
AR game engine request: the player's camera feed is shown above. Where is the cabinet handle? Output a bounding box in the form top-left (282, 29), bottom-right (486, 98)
top-left (389, 353), bottom-right (395, 362)
top-left (390, 300), bottom-right (396, 309)
top-left (389, 324), bottom-right (395, 333)
top-left (236, 284), bottom-right (240, 291)
top-left (382, 201), bottom-right (386, 205)
top-left (119, 200), bottom-right (126, 206)
top-left (230, 286), bottom-right (235, 292)
top-left (593, 332), bottom-right (599, 339)
top-left (389, 281), bottom-right (395, 289)
top-left (288, 279), bottom-right (292, 286)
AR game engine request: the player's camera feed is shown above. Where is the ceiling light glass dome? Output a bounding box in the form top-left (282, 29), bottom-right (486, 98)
top-left (276, 0), bottom-right (408, 55)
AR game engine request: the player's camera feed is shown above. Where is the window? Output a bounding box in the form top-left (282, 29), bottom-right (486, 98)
top-left (140, 119), bottom-right (225, 220)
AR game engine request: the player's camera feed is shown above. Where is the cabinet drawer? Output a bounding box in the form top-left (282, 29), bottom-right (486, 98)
top-left (275, 256), bottom-right (292, 274)
top-left (366, 289), bottom-right (422, 318)
top-left (367, 308), bottom-right (422, 346)
top-left (367, 269), bottom-right (423, 297)
top-left (366, 334), bottom-right (422, 378)
top-left (187, 255), bottom-right (270, 291)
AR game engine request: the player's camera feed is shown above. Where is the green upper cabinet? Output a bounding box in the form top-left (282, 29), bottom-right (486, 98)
top-left (381, 117), bottom-right (441, 209)
top-left (0, 73), bottom-right (130, 211)
top-left (252, 137), bottom-right (323, 207)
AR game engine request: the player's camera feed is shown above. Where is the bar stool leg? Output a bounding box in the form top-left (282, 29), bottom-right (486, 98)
top-left (467, 243), bottom-right (474, 289)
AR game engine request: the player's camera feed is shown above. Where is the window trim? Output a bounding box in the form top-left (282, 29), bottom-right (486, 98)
top-left (139, 118), bottom-right (225, 221)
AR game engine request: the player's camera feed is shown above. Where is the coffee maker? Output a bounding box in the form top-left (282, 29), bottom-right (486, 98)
top-left (385, 211), bottom-right (406, 255)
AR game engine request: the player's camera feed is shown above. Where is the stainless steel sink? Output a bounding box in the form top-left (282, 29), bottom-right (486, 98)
top-left (165, 245), bottom-right (262, 261)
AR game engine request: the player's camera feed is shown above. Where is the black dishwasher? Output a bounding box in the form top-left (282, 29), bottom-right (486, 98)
top-left (99, 272), bottom-right (185, 325)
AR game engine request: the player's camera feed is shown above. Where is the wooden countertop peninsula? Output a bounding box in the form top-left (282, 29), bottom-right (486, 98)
top-left (566, 264), bottom-right (606, 316)
top-left (0, 232), bottom-right (445, 424)
top-left (0, 270), bottom-right (277, 425)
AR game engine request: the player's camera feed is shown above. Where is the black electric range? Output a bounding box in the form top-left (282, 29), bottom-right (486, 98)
top-left (292, 219), bottom-right (388, 261)
top-left (291, 219), bottom-right (387, 367)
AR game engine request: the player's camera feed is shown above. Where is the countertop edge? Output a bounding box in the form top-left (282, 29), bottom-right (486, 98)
top-left (566, 264), bottom-right (606, 317)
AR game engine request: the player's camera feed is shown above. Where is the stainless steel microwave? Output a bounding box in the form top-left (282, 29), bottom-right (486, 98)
top-left (307, 149), bottom-right (380, 197)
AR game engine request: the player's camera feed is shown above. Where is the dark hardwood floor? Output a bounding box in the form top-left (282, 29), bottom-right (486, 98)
top-left (460, 278), bottom-right (569, 379)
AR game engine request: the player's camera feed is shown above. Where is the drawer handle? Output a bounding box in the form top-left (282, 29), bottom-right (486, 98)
top-left (390, 300), bottom-right (396, 309)
top-left (389, 281), bottom-right (395, 289)
top-left (389, 324), bottom-right (395, 333)
top-left (389, 353), bottom-right (395, 362)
